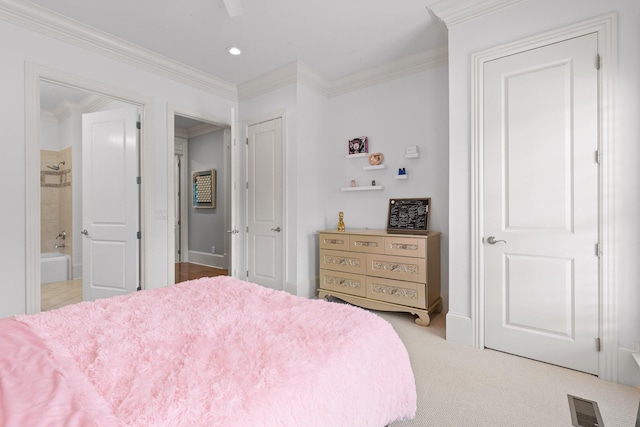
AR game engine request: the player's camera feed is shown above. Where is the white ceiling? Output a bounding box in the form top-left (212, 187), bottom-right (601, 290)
top-left (26, 0), bottom-right (447, 85)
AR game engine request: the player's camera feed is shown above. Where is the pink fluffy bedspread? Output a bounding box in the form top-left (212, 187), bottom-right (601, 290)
top-left (0, 276), bottom-right (416, 426)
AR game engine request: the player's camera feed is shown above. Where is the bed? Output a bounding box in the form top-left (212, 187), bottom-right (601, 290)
top-left (0, 276), bottom-right (416, 426)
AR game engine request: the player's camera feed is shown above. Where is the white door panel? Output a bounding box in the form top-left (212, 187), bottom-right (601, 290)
top-left (82, 107), bottom-right (139, 301)
top-left (484, 34), bottom-right (599, 374)
top-left (247, 118), bottom-right (283, 290)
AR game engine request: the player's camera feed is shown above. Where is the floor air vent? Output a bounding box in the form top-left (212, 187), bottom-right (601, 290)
top-left (568, 395), bottom-right (604, 427)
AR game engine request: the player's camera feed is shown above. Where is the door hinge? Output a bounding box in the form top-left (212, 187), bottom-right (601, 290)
top-left (246, 226), bottom-right (249, 232)
top-left (137, 231), bottom-right (141, 239)
top-left (245, 182), bottom-right (249, 189)
top-left (596, 338), bottom-right (601, 352)
top-left (246, 138), bottom-right (249, 145)
top-left (596, 243), bottom-right (602, 257)
top-left (596, 54), bottom-right (601, 70)
top-left (246, 270), bottom-right (249, 277)
top-left (136, 121), bottom-right (141, 130)
top-left (136, 176), bottom-right (141, 184)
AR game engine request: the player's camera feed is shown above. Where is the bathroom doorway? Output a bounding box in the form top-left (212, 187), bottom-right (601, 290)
top-left (38, 80), bottom-right (141, 311)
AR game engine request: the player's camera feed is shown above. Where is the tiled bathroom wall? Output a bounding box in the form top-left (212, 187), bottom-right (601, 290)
top-left (41, 148), bottom-right (72, 263)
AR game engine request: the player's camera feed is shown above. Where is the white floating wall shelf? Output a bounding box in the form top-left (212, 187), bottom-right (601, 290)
top-left (362, 164), bottom-right (386, 170)
top-left (340, 185), bottom-right (384, 192)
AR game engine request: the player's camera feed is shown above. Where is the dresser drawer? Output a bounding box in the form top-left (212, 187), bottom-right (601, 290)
top-left (319, 233), bottom-right (349, 251)
top-left (366, 276), bottom-right (426, 309)
top-left (349, 235), bottom-right (385, 254)
top-left (384, 236), bottom-right (425, 258)
top-left (319, 269), bottom-right (366, 297)
top-left (366, 253), bottom-right (427, 283)
top-left (320, 249), bottom-right (367, 275)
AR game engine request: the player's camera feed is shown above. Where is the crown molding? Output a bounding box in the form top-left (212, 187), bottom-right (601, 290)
top-left (328, 45), bottom-right (448, 97)
top-left (238, 47), bottom-right (448, 101)
top-left (237, 61), bottom-right (329, 102)
top-left (5, 0), bottom-right (447, 104)
top-left (0, 0), bottom-right (237, 100)
top-left (187, 122), bottom-right (224, 138)
top-left (41, 92), bottom-right (111, 122)
top-left (175, 127), bottom-right (190, 139)
top-left (427, 0), bottom-right (523, 28)
top-left (40, 109), bottom-right (58, 123)
top-left (174, 123), bottom-right (224, 139)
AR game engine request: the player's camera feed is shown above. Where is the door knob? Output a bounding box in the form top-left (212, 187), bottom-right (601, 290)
top-left (486, 236), bottom-right (506, 244)
top-left (81, 229), bottom-right (89, 236)
top-left (271, 227), bottom-right (281, 232)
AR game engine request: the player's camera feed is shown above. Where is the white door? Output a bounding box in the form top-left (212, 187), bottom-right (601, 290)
top-left (82, 107), bottom-right (139, 301)
top-left (247, 118), bottom-right (283, 290)
top-left (483, 34), bottom-right (599, 374)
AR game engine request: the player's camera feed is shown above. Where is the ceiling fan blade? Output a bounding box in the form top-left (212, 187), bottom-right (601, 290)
top-left (223, 0), bottom-right (244, 17)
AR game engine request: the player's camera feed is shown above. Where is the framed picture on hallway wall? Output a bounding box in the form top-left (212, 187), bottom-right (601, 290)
top-left (192, 169), bottom-right (216, 208)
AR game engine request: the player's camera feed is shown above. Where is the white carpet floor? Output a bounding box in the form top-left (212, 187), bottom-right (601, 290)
top-left (376, 311), bottom-right (640, 427)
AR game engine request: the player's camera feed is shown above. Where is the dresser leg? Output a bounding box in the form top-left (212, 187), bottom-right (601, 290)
top-left (414, 313), bottom-right (430, 327)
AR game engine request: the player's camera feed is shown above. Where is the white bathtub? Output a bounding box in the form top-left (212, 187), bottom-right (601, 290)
top-left (41, 252), bottom-right (71, 284)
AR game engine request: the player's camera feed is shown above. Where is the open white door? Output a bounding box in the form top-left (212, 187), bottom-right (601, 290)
top-left (82, 107), bottom-right (139, 301)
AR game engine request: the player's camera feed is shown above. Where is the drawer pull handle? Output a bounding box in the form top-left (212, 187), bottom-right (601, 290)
top-left (391, 243), bottom-right (418, 251)
top-left (354, 240), bottom-right (378, 248)
top-left (325, 239), bottom-right (345, 245)
top-left (324, 275), bottom-right (361, 289)
top-left (372, 261), bottom-right (418, 275)
top-left (324, 255), bottom-right (361, 268)
top-left (371, 284), bottom-right (417, 300)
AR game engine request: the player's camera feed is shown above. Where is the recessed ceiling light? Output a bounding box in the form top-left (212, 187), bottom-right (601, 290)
top-left (227, 47), bottom-right (242, 56)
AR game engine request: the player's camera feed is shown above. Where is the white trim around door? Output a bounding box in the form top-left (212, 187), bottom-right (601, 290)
top-left (470, 13), bottom-right (617, 381)
top-left (166, 104), bottom-right (234, 284)
top-left (25, 63), bottom-right (155, 313)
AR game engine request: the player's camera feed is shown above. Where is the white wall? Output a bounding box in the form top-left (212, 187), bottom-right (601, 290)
top-left (0, 18), bottom-right (236, 317)
top-left (295, 84), bottom-right (329, 298)
top-left (445, 0), bottom-right (640, 384)
top-left (327, 67), bottom-right (450, 301)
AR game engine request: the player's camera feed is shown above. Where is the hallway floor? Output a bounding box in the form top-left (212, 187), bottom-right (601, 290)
top-left (175, 263), bottom-right (228, 283)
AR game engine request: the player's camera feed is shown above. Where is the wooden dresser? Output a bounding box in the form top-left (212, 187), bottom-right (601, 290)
top-left (317, 229), bottom-right (442, 326)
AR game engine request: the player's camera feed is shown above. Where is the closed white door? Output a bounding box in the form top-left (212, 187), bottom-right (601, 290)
top-left (483, 34), bottom-right (599, 374)
top-left (82, 107), bottom-right (139, 301)
top-left (247, 118), bottom-right (283, 290)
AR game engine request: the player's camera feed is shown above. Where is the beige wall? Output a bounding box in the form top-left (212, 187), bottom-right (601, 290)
top-left (40, 147), bottom-right (72, 264)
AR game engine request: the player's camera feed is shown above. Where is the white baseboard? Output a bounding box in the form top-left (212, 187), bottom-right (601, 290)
top-left (73, 264), bottom-right (82, 280)
top-left (440, 291), bottom-right (449, 314)
top-left (446, 312), bottom-right (473, 346)
top-left (188, 250), bottom-right (228, 270)
top-left (617, 346), bottom-right (640, 387)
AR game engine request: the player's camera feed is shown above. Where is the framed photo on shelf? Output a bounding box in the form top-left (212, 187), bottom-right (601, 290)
top-left (348, 136), bottom-right (368, 155)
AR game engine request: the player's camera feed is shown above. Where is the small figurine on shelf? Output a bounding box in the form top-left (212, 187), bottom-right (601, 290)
top-left (338, 211), bottom-right (345, 232)
top-left (372, 180), bottom-right (376, 186)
